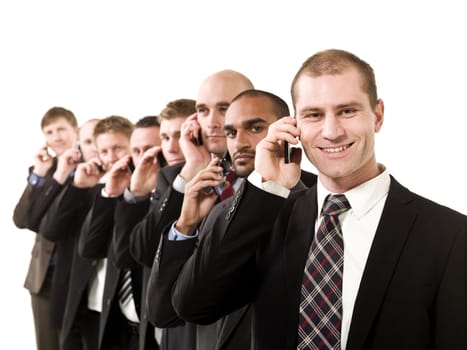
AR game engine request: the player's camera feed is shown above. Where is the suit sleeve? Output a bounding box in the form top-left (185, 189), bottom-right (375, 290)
top-left (129, 170), bottom-right (184, 268)
top-left (39, 184), bottom-right (95, 242)
top-left (434, 217), bottom-right (467, 347)
top-left (171, 182), bottom-right (287, 324)
top-left (26, 177), bottom-right (66, 233)
top-left (78, 185), bottom-right (115, 259)
top-left (111, 198), bottom-right (150, 268)
top-left (146, 229), bottom-right (197, 328)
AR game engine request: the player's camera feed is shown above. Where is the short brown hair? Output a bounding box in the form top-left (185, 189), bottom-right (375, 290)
top-left (159, 99), bottom-right (196, 122)
top-left (291, 49), bottom-right (378, 109)
top-left (41, 106), bottom-right (78, 129)
top-left (93, 115), bottom-right (134, 140)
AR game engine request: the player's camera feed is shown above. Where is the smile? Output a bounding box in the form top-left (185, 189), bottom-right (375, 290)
top-left (320, 143), bottom-right (352, 153)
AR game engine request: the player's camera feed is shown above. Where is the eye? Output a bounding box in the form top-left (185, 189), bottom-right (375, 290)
top-left (340, 108), bottom-right (357, 117)
top-left (250, 125), bottom-right (264, 133)
top-left (219, 106), bottom-right (228, 113)
top-left (197, 107), bottom-right (208, 115)
top-left (224, 129), bottom-right (237, 138)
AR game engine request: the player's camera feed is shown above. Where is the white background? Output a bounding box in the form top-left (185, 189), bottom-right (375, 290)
top-left (1, 1), bottom-right (466, 347)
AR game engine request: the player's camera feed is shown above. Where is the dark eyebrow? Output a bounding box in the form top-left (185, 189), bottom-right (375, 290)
top-left (224, 117), bottom-right (269, 132)
top-left (216, 102), bottom-right (230, 109)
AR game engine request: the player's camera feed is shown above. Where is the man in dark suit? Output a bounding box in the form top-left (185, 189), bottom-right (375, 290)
top-left (113, 71), bottom-right (255, 350)
top-left (146, 89), bottom-right (317, 350)
top-left (13, 106), bottom-right (79, 350)
top-left (24, 118), bottom-right (101, 350)
top-left (166, 49), bottom-right (467, 350)
top-left (107, 99), bottom-right (195, 350)
top-left (77, 115), bottom-right (162, 350)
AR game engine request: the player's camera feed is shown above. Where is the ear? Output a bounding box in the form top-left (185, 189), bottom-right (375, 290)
top-left (374, 99), bottom-right (384, 132)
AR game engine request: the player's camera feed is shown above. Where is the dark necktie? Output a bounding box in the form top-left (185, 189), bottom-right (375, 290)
top-left (297, 194), bottom-right (351, 350)
top-left (219, 170), bottom-right (237, 201)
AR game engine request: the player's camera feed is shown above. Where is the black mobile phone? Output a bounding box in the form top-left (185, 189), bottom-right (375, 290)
top-left (202, 151), bottom-right (232, 196)
top-left (127, 158), bottom-right (135, 173)
top-left (192, 129), bottom-right (203, 146)
top-left (96, 164), bottom-right (106, 173)
top-left (70, 142), bottom-right (84, 164)
top-left (284, 141), bottom-right (291, 164)
top-left (213, 151), bottom-right (232, 196)
top-left (156, 151), bottom-right (167, 168)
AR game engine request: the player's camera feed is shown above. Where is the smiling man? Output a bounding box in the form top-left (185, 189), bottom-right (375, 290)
top-left (165, 49), bottom-right (467, 350)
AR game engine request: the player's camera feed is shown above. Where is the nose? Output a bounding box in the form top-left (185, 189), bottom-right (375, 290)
top-left (233, 129), bottom-right (250, 150)
top-left (206, 110), bottom-right (223, 131)
top-left (322, 114), bottom-right (344, 140)
top-left (166, 138), bottom-right (179, 153)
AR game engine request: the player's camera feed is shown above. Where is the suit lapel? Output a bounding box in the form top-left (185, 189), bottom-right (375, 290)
top-left (346, 178), bottom-right (417, 350)
top-left (284, 187), bottom-right (319, 347)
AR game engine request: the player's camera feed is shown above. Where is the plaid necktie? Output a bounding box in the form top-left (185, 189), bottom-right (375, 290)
top-left (297, 194), bottom-right (351, 350)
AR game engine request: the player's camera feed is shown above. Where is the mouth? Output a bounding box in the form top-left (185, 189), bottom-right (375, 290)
top-left (167, 157), bottom-right (184, 165)
top-left (234, 152), bottom-right (255, 162)
top-left (319, 143), bottom-right (353, 153)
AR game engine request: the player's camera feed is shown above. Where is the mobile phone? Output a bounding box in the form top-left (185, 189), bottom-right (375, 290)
top-left (96, 164), bottom-right (106, 173)
top-left (284, 141), bottom-right (291, 164)
top-left (42, 146), bottom-right (55, 161)
top-left (69, 142), bottom-right (84, 164)
top-left (213, 151), bottom-right (232, 196)
top-left (192, 129), bottom-right (203, 146)
top-left (202, 151), bottom-right (232, 196)
top-left (156, 151), bottom-right (167, 168)
top-left (127, 158), bottom-right (135, 173)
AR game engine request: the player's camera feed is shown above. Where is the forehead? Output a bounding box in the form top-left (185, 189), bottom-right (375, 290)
top-left (42, 117), bottom-right (75, 131)
top-left (295, 68), bottom-right (369, 110)
top-left (160, 116), bottom-right (186, 132)
top-left (79, 121), bottom-right (98, 138)
top-left (96, 132), bottom-right (130, 148)
top-left (197, 76), bottom-right (246, 107)
top-left (225, 96), bottom-right (277, 125)
top-left (130, 126), bottom-right (160, 145)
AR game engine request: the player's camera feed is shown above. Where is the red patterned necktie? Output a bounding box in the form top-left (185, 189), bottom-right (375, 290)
top-left (297, 194), bottom-right (351, 350)
top-left (219, 170), bottom-right (237, 201)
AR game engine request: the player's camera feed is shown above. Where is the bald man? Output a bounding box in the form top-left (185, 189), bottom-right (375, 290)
top-left (113, 70), bottom-right (253, 350)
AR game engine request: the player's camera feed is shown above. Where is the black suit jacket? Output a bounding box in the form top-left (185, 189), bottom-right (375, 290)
top-left (170, 176), bottom-right (467, 350)
top-left (79, 187), bottom-right (146, 350)
top-left (147, 172), bottom-right (317, 350)
top-left (12, 162), bottom-right (65, 328)
top-left (37, 182), bottom-right (100, 343)
top-left (114, 162), bottom-right (195, 350)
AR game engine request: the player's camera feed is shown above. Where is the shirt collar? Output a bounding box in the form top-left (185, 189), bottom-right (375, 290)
top-left (317, 164), bottom-right (390, 219)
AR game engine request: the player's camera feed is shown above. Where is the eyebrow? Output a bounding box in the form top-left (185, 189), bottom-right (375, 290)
top-left (196, 101), bottom-right (231, 110)
top-left (224, 117), bottom-right (269, 131)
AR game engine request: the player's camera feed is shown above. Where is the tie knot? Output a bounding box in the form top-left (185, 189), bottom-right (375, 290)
top-left (225, 170), bottom-right (237, 183)
top-left (322, 194), bottom-right (351, 216)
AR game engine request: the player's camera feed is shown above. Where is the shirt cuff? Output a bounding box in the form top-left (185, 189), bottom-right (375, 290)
top-left (28, 173), bottom-right (45, 188)
top-left (172, 174), bottom-right (186, 194)
top-left (247, 170), bottom-right (290, 199)
top-left (123, 187), bottom-right (150, 204)
top-left (168, 221), bottom-right (199, 241)
top-left (101, 187), bottom-right (119, 198)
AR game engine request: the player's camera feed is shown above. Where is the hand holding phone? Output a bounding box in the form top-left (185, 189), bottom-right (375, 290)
top-left (156, 151), bottom-right (167, 168)
top-left (127, 158), bottom-right (135, 173)
top-left (191, 129), bottom-right (203, 146)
